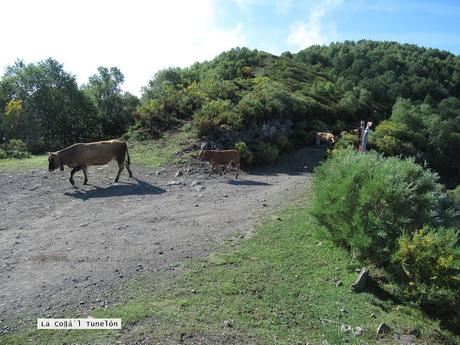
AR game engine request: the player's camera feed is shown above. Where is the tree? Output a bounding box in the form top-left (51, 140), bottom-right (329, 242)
top-left (83, 67), bottom-right (139, 138)
top-left (0, 58), bottom-right (98, 151)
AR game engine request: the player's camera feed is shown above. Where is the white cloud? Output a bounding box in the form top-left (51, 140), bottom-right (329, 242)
top-left (286, 0), bottom-right (342, 50)
top-left (0, 0), bottom-right (246, 95)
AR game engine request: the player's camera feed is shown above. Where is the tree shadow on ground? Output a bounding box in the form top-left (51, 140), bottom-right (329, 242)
top-left (244, 147), bottom-right (326, 177)
top-left (64, 178), bottom-right (166, 200)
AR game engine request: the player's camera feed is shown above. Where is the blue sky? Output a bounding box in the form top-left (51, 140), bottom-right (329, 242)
top-left (1, 0), bottom-right (459, 95)
top-left (220, 0), bottom-right (460, 54)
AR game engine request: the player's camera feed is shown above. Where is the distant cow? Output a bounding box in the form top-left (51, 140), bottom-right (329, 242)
top-left (48, 139), bottom-right (133, 186)
top-left (316, 132), bottom-right (336, 147)
top-left (198, 150), bottom-right (240, 178)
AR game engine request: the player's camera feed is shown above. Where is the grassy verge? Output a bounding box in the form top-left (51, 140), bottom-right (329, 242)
top-left (0, 124), bottom-right (198, 172)
top-left (2, 196), bottom-right (458, 345)
top-left (0, 154), bottom-right (48, 171)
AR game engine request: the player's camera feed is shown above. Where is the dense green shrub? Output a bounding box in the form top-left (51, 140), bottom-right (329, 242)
top-left (122, 123), bottom-right (152, 141)
top-left (334, 133), bottom-right (356, 151)
top-left (275, 135), bottom-right (294, 153)
top-left (193, 99), bottom-right (237, 137)
top-left (371, 120), bottom-right (418, 156)
top-left (0, 148), bottom-right (7, 159)
top-left (311, 148), bottom-right (453, 264)
top-left (253, 141), bottom-right (279, 165)
top-left (0, 139), bottom-right (31, 159)
top-left (393, 226), bottom-right (460, 315)
top-left (235, 141), bottom-right (253, 165)
top-left (450, 185), bottom-right (460, 203)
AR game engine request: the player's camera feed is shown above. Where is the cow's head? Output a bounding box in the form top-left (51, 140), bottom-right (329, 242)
top-left (198, 150), bottom-right (206, 160)
top-left (48, 152), bottom-right (64, 171)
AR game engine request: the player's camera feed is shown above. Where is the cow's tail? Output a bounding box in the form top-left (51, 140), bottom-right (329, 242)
top-left (125, 142), bottom-right (131, 165)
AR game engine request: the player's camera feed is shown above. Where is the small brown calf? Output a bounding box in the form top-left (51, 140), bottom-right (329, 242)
top-left (198, 149), bottom-right (240, 178)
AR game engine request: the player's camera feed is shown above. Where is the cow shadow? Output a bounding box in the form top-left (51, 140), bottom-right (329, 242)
top-left (226, 179), bottom-right (271, 186)
top-left (64, 178), bottom-right (166, 200)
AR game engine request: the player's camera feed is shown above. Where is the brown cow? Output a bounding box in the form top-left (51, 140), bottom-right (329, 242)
top-left (198, 149), bottom-right (240, 178)
top-left (316, 132), bottom-right (336, 147)
top-left (48, 139), bottom-right (133, 186)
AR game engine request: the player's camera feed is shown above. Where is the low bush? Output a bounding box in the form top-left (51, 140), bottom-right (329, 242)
top-left (235, 141), bottom-right (253, 165)
top-left (0, 139), bottom-right (31, 159)
top-left (393, 226), bottom-right (460, 317)
top-left (275, 135), bottom-right (294, 153)
top-left (122, 123), bottom-right (154, 141)
top-left (253, 141), bottom-right (279, 165)
top-left (334, 133), bottom-right (356, 151)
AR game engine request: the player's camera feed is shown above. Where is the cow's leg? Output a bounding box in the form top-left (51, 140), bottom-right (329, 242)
top-left (223, 161), bottom-right (233, 175)
top-left (115, 161), bottom-right (125, 183)
top-left (69, 166), bottom-right (82, 186)
top-left (208, 163), bottom-right (215, 177)
top-left (82, 166), bottom-right (88, 185)
top-left (125, 160), bottom-right (133, 178)
top-left (235, 162), bottom-right (240, 179)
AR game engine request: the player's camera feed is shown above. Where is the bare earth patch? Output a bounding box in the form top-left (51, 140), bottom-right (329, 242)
top-left (0, 148), bottom-right (323, 331)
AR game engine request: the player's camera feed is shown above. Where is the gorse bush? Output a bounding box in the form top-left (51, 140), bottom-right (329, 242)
top-left (311, 149), bottom-right (446, 264)
top-left (393, 226), bottom-right (460, 316)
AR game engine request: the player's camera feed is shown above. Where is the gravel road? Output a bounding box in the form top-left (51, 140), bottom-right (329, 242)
top-left (0, 147), bottom-right (323, 330)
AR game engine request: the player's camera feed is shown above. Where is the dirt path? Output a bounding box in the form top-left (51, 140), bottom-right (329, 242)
top-left (0, 148), bottom-right (323, 330)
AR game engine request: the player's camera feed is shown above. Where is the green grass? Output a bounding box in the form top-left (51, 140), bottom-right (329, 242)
top-left (0, 154), bottom-right (48, 171)
top-left (3, 196), bottom-right (458, 345)
top-left (128, 124), bottom-right (198, 168)
top-left (0, 124), bottom-right (198, 172)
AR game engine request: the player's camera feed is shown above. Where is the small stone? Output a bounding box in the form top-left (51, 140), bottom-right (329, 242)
top-left (191, 289), bottom-right (196, 294)
top-left (340, 308), bottom-right (347, 314)
top-left (222, 320), bottom-right (233, 328)
top-left (159, 251), bottom-right (163, 255)
top-left (353, 326), bottom-right (364, 337)
top-left (223, 194), bottom-right (228, 198)
top-left (370, 313), bottom-right (376, 318)
top-left (409, 327), bottom-right (421, 338)
top-left (194, 203), bottom-right (199, 207)
top-left (340, 324), bottom-right (352, 333)
top-left (336, 280), bottom-right (343, 287)
top-left (262, 203), bottom-right (268, 207)
top-left (175, 170), bottom-right (183, 177)
top-left (190, 180), bottom-right (201, 187)
top-left (350, 267), bottom-right (369, 292)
